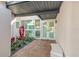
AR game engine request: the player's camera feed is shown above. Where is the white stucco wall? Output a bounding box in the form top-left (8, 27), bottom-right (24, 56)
top-left (0, 2), bottom-right (11, 56)
top-left (11, 18), bottom-right (21, 38)
top-left (70, 2), bottom-right (79, 56)
top-left (56, 1), bottom-right (79, 57)
top-left (56, 2), bottom-right (72, 56)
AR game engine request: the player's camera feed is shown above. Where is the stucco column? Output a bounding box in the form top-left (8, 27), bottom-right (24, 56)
top-left (0, 2), bottom-right (12, 56)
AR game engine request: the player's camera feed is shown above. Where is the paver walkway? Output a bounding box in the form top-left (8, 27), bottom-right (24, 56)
top-left (12, 39), bottom-right (54, 57)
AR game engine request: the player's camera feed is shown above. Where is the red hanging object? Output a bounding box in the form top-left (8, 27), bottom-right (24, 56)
top-left (19, 25), bottom-right (24, 40)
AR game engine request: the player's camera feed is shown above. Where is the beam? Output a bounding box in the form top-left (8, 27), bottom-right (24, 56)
top-left (38, 15), bottom-right (43, 20)
top-left (15, 9), bottom-right (59, 17)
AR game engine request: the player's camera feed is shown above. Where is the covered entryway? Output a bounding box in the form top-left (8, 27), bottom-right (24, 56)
top-left (6, 1), bottom-right (63, 57)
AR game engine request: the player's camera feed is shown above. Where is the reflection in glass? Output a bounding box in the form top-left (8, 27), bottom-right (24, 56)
top-left (48, 21), bottom-right (54, 27)
top-left (35, 20), bottom-right (40, 29)
top-left (16, 22), bottom-right (19, 28)
top-left (25, 30), bottom-right (32, 37)
top-left (49, 32), bottom-right (54, 38)
top-left (35, 30), bottom-right (40, 38)
top-left (43, 26), bottom-right (47, 37)
top-left (29, 25), bottom-right (35, 29)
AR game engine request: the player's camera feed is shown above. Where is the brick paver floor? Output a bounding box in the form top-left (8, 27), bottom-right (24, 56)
top-left (12, 39), bottom-right (54, 57)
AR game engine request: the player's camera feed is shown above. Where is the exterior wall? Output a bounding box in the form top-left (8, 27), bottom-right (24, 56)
top-left (0, 2), bottom-right (12, 56)
top-left (56, 2), bottom-right (72, 56)
top-left (11, 22), bottom-right (19, 37)
top-left (11, 18), bottom-right (20, 38)
top-left (70, 2), bottom-right (79, 56)
top-left (56, 1), bottom-right (79, 57)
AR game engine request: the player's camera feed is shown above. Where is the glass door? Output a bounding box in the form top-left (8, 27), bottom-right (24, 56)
top-left (42, 19), bottom-right (55, 40)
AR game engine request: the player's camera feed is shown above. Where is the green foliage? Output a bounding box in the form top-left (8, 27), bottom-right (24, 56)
top-left (11, 36), bottom-right (35, 53)
top-left (11, 43), bottom-right (16, 51)
top-left (11, 39), bottom-right (22, 51)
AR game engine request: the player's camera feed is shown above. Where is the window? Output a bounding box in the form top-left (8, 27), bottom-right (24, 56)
top-left (16, 22), bottom-right (19, 28)
top-left (23, 19), bottom-right (55, 39)
top-left (35, 30), bottom-right (40, 38)
top-left (42, 20), bottom-right (55, 39)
